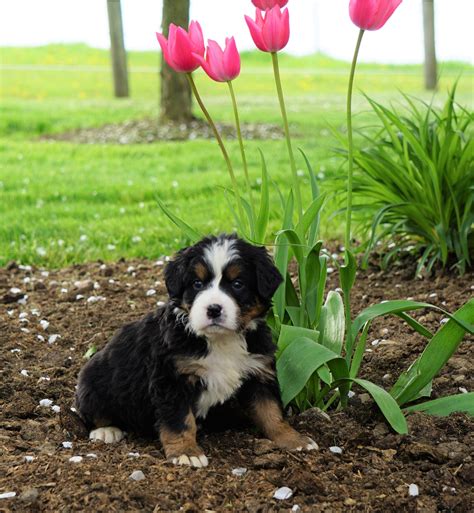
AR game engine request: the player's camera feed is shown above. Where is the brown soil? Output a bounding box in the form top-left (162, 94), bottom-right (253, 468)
top-left (1, 256), bottom-right (473, 512)
top-left (39, 119), bottom-right (285, 145)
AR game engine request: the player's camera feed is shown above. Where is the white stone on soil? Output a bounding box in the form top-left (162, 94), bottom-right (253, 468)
top-left (69, 456), bottom-right (83, 463)
top-left (39, 319), bottom-right (49, 330)
top-left (62, 441), bottom-right (73, 449)
top-left (48, 334), bottom-right (61, 344)
top-left (129, 470), bottom-right (145, 481)
top-left (408, 483), bottom-right (419, 497)
top-left (273, 487), bottom-right (293, 500)
top-left (39, 399), bottom-right (53, 407)
top-left (0, 492), bottom-right (16, 499)
top-left (329, 446), bottom-right (343, 454)
top-left (231, 467), bottom-right (247, 476)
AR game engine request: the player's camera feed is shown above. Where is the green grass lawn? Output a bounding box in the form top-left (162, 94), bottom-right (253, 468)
top-left (1, 44), bottom-right (472, 267)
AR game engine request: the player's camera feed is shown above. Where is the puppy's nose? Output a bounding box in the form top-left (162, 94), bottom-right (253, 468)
top-left (207, 304), bottom-right (222, 319)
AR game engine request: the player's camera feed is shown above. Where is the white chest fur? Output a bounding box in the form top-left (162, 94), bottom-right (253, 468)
top-left (190, 333), bottom-right (272, 419)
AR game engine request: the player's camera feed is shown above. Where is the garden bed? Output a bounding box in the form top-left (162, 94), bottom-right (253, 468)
top-left (39, 119), bottom-right (285, 144)
top-left (1, 256), bottom-right (472, 512)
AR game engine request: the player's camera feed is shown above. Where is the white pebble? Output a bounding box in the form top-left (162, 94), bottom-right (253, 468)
top-left (459, 387), bottom-right (468, 394)
top-left (87, 295), bottom-right (105, 303)
top-left (371, 339), bottom-right (380, 346)
top-left (329, 446), bottom-right (343, 454)
top-left (75, 294), bottom-right (84, 301)
top-left (146, 289), bottom-right (156, 297)
top-left (23, 277), bottom-right (31, 284)
top-left (39, 376), bottom-right (50, 382)
top-left (10, 348), bottom-right (21, 353)
top-left (231, 467), bottom-right (247, 476)
top-left (41, 271), bottom-right (49, 277)
top-left (327, 267), bottom-right (334, 274)
top-left (60, 288), bottom-right (68, 294)
top-left (0, 492), bottom-right (16, 499)
top-left (51, 405), bottom-right (61, 413)
top-left (69, 456), bottom-right (83, 463)
top-left (129, 470), bottom-right (146, 481)
top-left (20, 327), bottom-right (30, 333)
top-left (48, 334), bottom-right (61, 344)
top-left (347, 390), bottom-right (356, 398)
top-left (37, 335), bottom-right (45, 342)
top-left (19, 312), bottom-right (28, 319)
top-left (127, 266), bottom-right (135, 273)
top-left (20, 369), bottom-right (29, 377)
top-left (86, 453), bottom-right (98, 458)
top-left (39, 399), bottom-right (53, 407)
top-left (128, 452), bottom-right (140, 458)
top-left (31, 308), bottom-right (40, 316)
top-left (18, 296), bottom-right (28, 305)
top-left (40, 319), bottom-right (49, 330)
top-left (155, 260), bottom-right (164, 266)
top-left (156, 301), bottom-right (165, 307)
top-left (7, 310), bottom-right (14, 316)
top-left (24, 455), bottom-right (35, 462)
top-left (273, 487), bottom-right (293, 500)
top-left (10, 287), bottom-right (22, 294)
top-left (429, 293), bottom-right (437, 298)
top-left (408, 483), bottom-right (419, 497)
top-left (291, 506), bottom-right (301, 512)
top-left (62, 441), bottom-right (73, 449)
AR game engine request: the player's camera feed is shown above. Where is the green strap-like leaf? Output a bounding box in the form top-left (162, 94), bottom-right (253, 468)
top-left (403, 393), bottom-right (474, 417)
top-left (156, 197), bottom-right (202, 242)
top-left (319, 291), bottom-right (345, 355)
top-left (277, 337), bottom-right (343, 407)
top-left (390, 299), bottom-right (474, 406)
top-left (352, 378), bottom-right (408, 434)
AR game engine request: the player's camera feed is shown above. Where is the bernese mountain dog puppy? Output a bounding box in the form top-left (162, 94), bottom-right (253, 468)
top-left (75, 234), bottom-right (318, 468)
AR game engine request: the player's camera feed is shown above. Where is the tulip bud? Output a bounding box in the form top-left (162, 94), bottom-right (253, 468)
top-left (349, 0), bottom-right (402, 31)
top-left (194, 38), bottom-right (241, 83)
top-left (252, 0), bottom-right (288, 10)
top-left (156, 21), bottom-right (205, 73)
top-left (245, 6), bottom-right (290, 53)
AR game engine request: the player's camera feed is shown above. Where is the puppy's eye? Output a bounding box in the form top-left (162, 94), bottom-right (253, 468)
top-left (232, 279), bottom-right (244, 291)
top-left (193, 280), bottom-right (204, 290)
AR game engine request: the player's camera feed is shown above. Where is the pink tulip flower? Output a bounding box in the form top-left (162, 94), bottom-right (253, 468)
top-left (252, 0), bottom-right (288, 10)
top-left (245, 6), bottom-right (290, 53)
top-left (194, 38), bottom-right (241, 82)
top-left (156, 21), bottom-right (205, 73)
top-left (349, 0), bottom-right (402, 31)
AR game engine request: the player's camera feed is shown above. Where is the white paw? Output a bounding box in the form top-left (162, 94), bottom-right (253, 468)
top-left (89, 426), bottom-right (124, 444)
top-left (295, 438), bottom-right (319, 452)
top-left (171, 453), bottom-right (209, 468)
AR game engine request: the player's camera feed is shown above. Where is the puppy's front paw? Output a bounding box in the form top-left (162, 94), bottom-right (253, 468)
top-left (89, 426), bottom-right (124, 444)
top-left (171, 453), bottom-right (209, 468)
top-left (273, 432), bottom-right (319, 452)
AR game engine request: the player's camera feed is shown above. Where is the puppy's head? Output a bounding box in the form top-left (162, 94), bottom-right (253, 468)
top-left (165, 234), bottom-right (282, 337)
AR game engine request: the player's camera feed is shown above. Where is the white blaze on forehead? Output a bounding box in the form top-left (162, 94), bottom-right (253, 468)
top-left (203, 238), bottom-right (238, 279)
top-left (188, 238), bottom-right (239, 335)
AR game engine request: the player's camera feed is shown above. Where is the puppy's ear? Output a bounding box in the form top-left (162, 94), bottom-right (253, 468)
top-left (164, 248), bottom-right (189, 299)
top-left (255, 248), bottom-right (283, 301)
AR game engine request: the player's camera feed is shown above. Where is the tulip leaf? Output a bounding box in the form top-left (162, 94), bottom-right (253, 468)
top-left (156, 197), bottom-right (202, 242)
top-left (403, 393), bottom-right (474, 417)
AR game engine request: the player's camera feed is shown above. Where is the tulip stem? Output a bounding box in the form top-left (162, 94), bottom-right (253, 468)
top-left (271, 51), bottom-right (303, 223)
top-left (345, 28), bottom-right (365, 252)
top-left (227, 80), bottom-right (255, 232)
top-left (186, 73), bottom-right (246, 231)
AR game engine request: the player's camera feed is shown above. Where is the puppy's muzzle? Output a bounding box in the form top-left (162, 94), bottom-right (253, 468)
top-left (207, 304), bottom-right (222, 320)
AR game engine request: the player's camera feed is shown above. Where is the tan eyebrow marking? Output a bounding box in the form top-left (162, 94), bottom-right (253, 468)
top-left (194, 262), bottom-right (209, 281)
top-left (225, 263), bottom-right (242, 281)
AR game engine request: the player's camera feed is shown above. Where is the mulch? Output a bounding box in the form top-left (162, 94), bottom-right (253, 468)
top-left (1, 253), bottom-right (473, 512)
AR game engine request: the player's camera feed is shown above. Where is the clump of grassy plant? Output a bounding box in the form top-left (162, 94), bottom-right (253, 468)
top-left (336, 85), bottom-right (473, 275)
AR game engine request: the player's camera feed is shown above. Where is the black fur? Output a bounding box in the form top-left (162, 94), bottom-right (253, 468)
top-left (75, 234), bottom-right (284, 440)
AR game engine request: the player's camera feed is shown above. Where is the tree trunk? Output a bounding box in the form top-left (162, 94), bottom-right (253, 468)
top-left (107, 0), bottom-right (129, 98)
top-left (423, 0), bottom-right (437, 90)
top-left (160, 0), bottom-right (193, 123)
